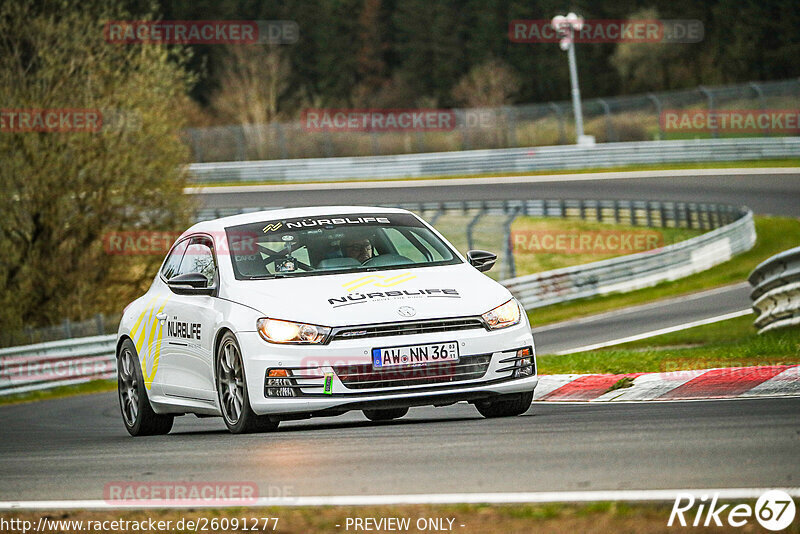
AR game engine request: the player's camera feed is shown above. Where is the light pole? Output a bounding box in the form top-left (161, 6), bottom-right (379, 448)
top-left (552, 13), bottom-right (594, 145)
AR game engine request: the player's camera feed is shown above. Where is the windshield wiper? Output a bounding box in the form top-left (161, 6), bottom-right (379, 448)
top-left (247, 273), bottom-right (288, 280)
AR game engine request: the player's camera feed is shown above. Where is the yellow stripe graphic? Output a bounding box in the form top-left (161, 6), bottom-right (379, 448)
top-left (343, 275), bottom-right (381, 292)
top-left (342, 272), bottom-right (417, 291)
top-left (374, 273), bottom-right (416, 287)
top-left (129, 296), bottom-right (157, 346)
top-left (142, 297), bottom-right (170, 389)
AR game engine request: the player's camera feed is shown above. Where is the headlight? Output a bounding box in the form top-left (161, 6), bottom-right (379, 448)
top-left (257, 318), bottom-right (331, 344)
top-left (481, 299), bottom-right (521, 330)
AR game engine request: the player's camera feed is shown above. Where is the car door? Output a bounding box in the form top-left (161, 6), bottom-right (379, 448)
top-left (160, 235), bottom-right (219, 402)
top-left (128, 240), bottom-right (186, 396)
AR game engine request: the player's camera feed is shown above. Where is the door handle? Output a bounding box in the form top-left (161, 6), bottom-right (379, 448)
top-left (156, 313), bottom-right (167, 321)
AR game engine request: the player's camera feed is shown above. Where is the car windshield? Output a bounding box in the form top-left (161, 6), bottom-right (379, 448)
top-left (225, 212), bottom-right (461, 279)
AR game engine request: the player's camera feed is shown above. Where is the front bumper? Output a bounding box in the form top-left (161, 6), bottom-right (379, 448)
top-left (237, 320), bottom-right (537, 416)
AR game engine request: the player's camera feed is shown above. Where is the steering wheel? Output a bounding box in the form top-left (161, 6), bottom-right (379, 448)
top-left (361, 254), bottom-right (414, 267)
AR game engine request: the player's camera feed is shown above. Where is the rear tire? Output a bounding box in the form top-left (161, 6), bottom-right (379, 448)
top-left (117, 339), bottom-right (174, 436)
top-left (216, 332), bottom-right (279, 434)
top-left (475, 390), bottom-right (534, 418)
top-left (363, 407), bottom-right (409, 421)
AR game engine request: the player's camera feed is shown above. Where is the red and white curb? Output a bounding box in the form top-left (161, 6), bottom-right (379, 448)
top-left (534, 365), bottom-right (800, 402)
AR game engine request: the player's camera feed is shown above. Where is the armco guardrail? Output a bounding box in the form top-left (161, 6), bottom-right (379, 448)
top-left (188, 137), bottom-right (800, 183)
top-left (0, 335), bottom-right (116, 396)
top-left (749, 246), bottom-right (800, 333)
top-left (0, 199), bottom-right (756, 396)
top-left (503, 207), bottom-right (755, 309)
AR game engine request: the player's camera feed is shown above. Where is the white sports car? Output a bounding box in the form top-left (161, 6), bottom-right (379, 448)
top-left (116, 206), bottom-right (537, 435)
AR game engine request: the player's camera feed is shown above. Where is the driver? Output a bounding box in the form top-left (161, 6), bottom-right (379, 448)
top-left (341, 236), bottom-right (374, 264)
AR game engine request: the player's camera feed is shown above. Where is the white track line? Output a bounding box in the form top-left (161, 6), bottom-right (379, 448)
top-left (3, 488), bottom-right (799, 509)
top-left (553, 309), bottom-right (753, 355)
top-left (185, 167), bottom-right (800, 194)
top-left (531, 282), bottom-right (750, 333)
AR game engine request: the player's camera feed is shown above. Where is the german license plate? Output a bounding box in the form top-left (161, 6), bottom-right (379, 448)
top-left (372, 341), bottom-right (459, 369)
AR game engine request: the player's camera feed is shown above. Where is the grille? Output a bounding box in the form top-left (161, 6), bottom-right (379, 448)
top-left (330, 317), bottom-right (485, 341)
top-left (334, 353), bottom-right (492, 390)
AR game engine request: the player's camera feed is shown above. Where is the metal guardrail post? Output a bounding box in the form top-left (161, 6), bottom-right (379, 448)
top-left (502, 207), bottom-right (520, 280)
top-left (647, 93), bottom-right (663, 139)
top-left (597, 98), bottom-right (615, 142)
top-left (466, 205), bottom-right (487, 251)
top-left (323, 130), bottom-right (334, 157)
top-left (749, 82), bottom-right (770, 136)
top-left (698, 86), bottom-right (718, 139)
top-left (548, 102), bottom-right (567, 144)
top-left (235, 126), bottom-right (246, 161)
top-left (275, 123), bottom-right (289, 159)
top-left (429, 204), bottom-right (445, 226)
top-left (505, 107), bottom-right (518, 148)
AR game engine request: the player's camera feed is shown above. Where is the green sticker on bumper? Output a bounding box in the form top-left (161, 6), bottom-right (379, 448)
top-left (323, 373), bottom-right (333, 395)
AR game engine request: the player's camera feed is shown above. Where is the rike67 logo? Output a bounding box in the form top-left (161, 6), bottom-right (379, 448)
top-left (669, 490), bottom-right (796, 530)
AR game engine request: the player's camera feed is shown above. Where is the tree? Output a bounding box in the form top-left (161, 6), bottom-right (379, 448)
top-left (0, 0), bottom-right (196, 331)
top-left (211, 45), bottom-right (291, 158)
top-left (451, 57), bottom-right (521, 107)
top-left (610, 8), bottom-right (694, 92)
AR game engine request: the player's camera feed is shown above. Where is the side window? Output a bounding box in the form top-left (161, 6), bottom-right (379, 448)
top-left (161, 240), bottom-right (187, 280)
top-left (176, 237), bottom-right (217, 284)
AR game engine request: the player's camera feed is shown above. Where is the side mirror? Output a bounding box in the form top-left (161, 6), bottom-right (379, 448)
top-left (167, 273), bottom-right (214, 296)
top-left (467, 250), bottom-right (497, 272)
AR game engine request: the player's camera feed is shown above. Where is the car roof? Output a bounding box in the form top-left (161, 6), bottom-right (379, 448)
top-left (183, 205), bottom-right (416, 236)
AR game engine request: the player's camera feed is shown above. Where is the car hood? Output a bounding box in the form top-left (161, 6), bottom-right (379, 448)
top-left (222, 264), bottom-right (512, 327)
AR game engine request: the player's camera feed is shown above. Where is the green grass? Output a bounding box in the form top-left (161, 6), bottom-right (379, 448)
top-left (538, 314), bottom-right (800, 375)
top-left (528, 216), bottom-right (800, 327)
top-left (605, 376), bottom-right (636, 393)
top-left (13, 501), bottom-right (784, 534)
top-left (189, 158), bottom-right (800, 187)
top-left (0, 379), bottom-right (115, 406)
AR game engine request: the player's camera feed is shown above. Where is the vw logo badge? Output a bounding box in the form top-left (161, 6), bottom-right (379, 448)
top-left (397, 306), bottom-right (416, 317)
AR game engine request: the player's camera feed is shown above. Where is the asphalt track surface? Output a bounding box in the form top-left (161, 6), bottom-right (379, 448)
top-left (0, 288), bottom-right (792, 502)
top-left (1, 170), bottom-right (798, 502)
top-left (193, 170), bottom-right (800, 217)
top-left (1, 393), bottom-right (798, 501)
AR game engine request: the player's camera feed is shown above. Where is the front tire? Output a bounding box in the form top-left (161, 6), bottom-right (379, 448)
top-left (216, 332), bottom-right (279, 434)
top-left (475, 390), bottom-right (534, 418)
top-left (363, 407), bottom-right (409, 421)
top-left (117, 339), bottom-right (174, 436)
